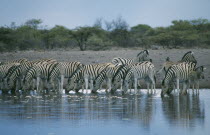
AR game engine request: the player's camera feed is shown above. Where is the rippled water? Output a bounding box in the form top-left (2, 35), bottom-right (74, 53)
top-left (0, 89), bottom-right (209, 135)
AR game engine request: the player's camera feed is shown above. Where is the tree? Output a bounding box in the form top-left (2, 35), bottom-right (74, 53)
top-left (47, 25), bottom-right (72, 49)
top-left (93, 18), bottom-right (103, 29)
top-left (25, 19), bottom-right (42, 29)
top-left (130, 24), bottom-right (152, 47)
top-left (71, 27), bottom-right (95, 51)
top-left (131, 24), bottom-right (151, 36)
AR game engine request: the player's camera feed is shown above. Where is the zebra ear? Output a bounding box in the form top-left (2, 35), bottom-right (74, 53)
top-left (191, 51), bottom-right (194, 54)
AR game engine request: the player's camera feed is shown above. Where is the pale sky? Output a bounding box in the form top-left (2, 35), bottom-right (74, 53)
top-left (0, 0), bottom-right (210, 28)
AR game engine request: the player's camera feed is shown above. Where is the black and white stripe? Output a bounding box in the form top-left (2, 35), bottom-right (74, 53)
top-left (92, 64), bottom-right (122, 92)
top-left (189, 66), bottom-right (205, 94)
top-left (22, 62), bottom-right (58, 91)
top-left (48, 61), bottom-right (84, 91)
top-left (159, 51), bottom-right (197, 75)
top-left (161, 62), bottom-right (196, 96)
top-left (111, 65), bottom-right (130, 94)
top-left (4, 59), bottom-right (57, 91)
top-left (67, 63), bottom-right (112, 93)
top-left (112, 50), bottom-right (150, 66)
top-left (0, 63), bottom-right (20, 91)
top-left (0, 58), bottom-right (28, 66)
top-left (122, 61), bottom-right (156, 94)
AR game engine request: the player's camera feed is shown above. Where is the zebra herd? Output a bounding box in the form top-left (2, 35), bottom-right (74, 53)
top-left (0, 50), bottom-right (206, 96)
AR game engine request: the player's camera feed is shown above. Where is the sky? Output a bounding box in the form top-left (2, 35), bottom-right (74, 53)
top-left (0, 0), bottom-right (210, 29)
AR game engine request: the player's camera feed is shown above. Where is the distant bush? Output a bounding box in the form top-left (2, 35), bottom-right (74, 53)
top-left (0, 18), bottom-right (210, 52)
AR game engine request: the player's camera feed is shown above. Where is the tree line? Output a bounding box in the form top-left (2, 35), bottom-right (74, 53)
top-left (0, 17), bottom-right (210, 52)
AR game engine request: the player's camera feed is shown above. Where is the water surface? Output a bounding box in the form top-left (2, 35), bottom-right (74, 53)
top-left (0, 89), bottom-right (209, 135)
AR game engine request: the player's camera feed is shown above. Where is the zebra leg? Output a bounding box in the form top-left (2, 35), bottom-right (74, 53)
top-left (108, 78), bottom-right (111, 91)
top-left (192, 83), bottom-right (195, 94)
top-left (61, 75), bottom-right (64, 91)
top-left (134, 78), bottom-right (138, 94)
top-left (153, 77), bottom-right (156, 93)
top-left (176, 78), bottom-right (180, 92)
top-left (120, 79), bottom-right (123, 91)
top-left (85, 78), bottom-right (88, 93)
top-left (36, 76), bottom-right (40, 92)
top-left (182, 82), bottom-right (188, 95)
top-left (196, 81), bottom-right (200, 94)
top-left (32, 79), bottom-right (36, 92)
top-left (90, 79), bottom-right (94, 93)
top-left (146, 82), bottom-right (149, 93)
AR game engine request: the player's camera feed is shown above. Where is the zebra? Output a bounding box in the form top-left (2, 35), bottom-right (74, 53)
top-left (110, 65), bottom-right (130, 94)
top-left (112, 50), bottom-right (150, 66)
top-left (4, 59), bottom-right (57, 91)
top-left (122, 61), bottom-right (156, 94)
top-left (66, 67), bottom-right (84, 92)
top-left (92, 64), bottom-right (122, 92)
top-left (22, 62), bottom-right (58, 92)
top-left (0, 63), bottom-right (20, 92)
top-left (48, 61), bottom-right (84, 92)
top-left (158, 51), bottom-right (197, 75)
top-left (3, 64), bottom-right (22, 91)
top-left (188, 66), bottom-right (205, 94)
top-left (0, 58), bottom-right (28, 66)
top-left (66, 63), bottom-right (112, 93)
top-left (161, 62), bottom-right (196, 97)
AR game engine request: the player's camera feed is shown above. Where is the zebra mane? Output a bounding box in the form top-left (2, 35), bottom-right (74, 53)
top-left (181, 51), bottom-right (193, 60)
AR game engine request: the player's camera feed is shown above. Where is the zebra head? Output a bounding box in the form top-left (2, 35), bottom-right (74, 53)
top-left (111, 78), bottom-right (121, 93)
top-left (92, 80), bottom-right (100, 92)
top-left (195, 66), bottom-right (206, 79)
top-left (66, 78), bottom-right (83, 92)
top-left (66, 78), bottom-right (76, 91)
top-left (161, 79), bottom-right (175, 97)
top-left (166, 57), bottom-right (170, 62)
top-left (137, 50), bottom-right (150, 62)
top-left (4, 77), bottom-right (14, 90)
top-left (22, 76), bottom-right (34, 91)
top-left (161, 80), bottom-right (169, 97)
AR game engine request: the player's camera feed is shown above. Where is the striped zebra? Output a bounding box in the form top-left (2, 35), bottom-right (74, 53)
top-left (158, 51), bottom-right (197, 75)
top-left (122, 61), bottom-right (156, 94)
top-left (4, 59), bottom-right (57, 91)
top-left (22, 62), bottom-right (58, 91)
top-left (112, 50), bottom-right (150, 66)
top-left (92, 64), bottom-right (122, 92)
top-left (48, 61), bottom-right (84, 91)
top-left (0, 63), bottom-right (20, 92)
top-left (0, 58), bottom-right (28, 66)
top-left (188, 66), bottom-right (205, 94)
top-left (3, 64), bottom-right (22, 91)
top-left (66, 63), bottom-right (112, 93)
top-left (66, 68), bottom-right (84, 92)
top-left (110, 65), bottom-right (130, 94)
top-left (161, 62), bottom-right (196, 97)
